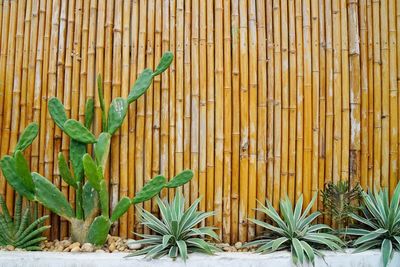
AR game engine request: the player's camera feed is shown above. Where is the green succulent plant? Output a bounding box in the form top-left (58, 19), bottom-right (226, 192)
top-left (127, 191), bottom-right (220, 261)
top-left (345, 182), bottom-right (400, 267)
top-left (0, 194), bottom-right (49, 250)
top-left (245, 194), bottom-right (344, 265)
top-left (0, 52), bottom-right (193, 246)
top-left (321, 181), bottom-right (363, 230)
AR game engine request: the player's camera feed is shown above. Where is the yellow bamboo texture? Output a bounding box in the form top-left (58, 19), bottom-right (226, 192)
top-left (0, 0), bottom-right (398, 242)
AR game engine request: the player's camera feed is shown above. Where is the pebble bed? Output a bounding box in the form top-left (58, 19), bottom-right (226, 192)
top-left (0, 236), bottom-right (256, 253)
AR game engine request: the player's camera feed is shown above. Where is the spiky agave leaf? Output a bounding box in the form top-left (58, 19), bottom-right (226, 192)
top-left (127, 191), bottom-right (220, 261)
top-left (345, 182), bottom-right (400, 267)
top-left (0, 195), bottom-right (49, 250)
top-left (245, 194), bottom-right (344, 265)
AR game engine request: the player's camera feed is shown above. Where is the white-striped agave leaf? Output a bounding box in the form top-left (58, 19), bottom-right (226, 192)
top-left (126, 191), bottom-right (220, 261)
top-left (245, 193), bottom-right (344, 265)
top-left (345, 182), bottom-right (400, 267)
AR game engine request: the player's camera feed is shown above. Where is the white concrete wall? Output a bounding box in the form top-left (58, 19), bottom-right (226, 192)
top-left (0, 250), bottom-right (399, 267)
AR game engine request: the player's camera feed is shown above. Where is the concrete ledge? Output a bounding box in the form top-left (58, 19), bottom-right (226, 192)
top-left (0, 250), bottom-right (399, 267)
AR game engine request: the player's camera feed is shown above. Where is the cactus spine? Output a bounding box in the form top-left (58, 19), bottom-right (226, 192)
top-left (0, 52), bottom-right (194, 245)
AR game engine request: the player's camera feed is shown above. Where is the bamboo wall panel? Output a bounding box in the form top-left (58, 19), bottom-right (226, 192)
top-left (0, 0), bottom-right (399, 243)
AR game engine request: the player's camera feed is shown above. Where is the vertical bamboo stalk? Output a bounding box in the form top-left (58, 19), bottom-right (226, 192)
top-left (372, 0), bottom-right (381, 188)
top-left (69, 0), bottom-right (83, 227)
top-left (119, 0), bottom-right (130, 238)
top-left (198, 0), bottom-right (206, 212)
top-left (0, 2), bottom-right (10, 193)
top-left (223, 0), bottom-right (232, 243)
top-left (280, 0), bottom-right (289, 205)
top-left (2, 0), bottom-right (18, 210)
top-left (7, 0), bottom-right (28, 214)
top-left (295, 0), bottom-right (303, 200)
top-left (380, 0), bottom-right (389, 189)
top-left (111, 0), bottom-right (122, 235)
top-left (287, 0), bottom-right (296, 205)
top-left (128, 0), bottom-right (138, 237)
top-left (167, 0), bottom-right (175, 202)
top-left (302, 0), bottom-right (312, 205)
top-left (247, 0), bottom-right (258, 241)
top-left (183, 0), bottom-right (191, 209)
top-left (318, 0), bottom-right (326, 221)
top-left (135, 0), bottom-right (147, 234)
top-left (206, 0), bottom-right (214, 223)
top-left (348, 0), bottom-right (361, 188)
top-left (266, 0), bottom-right (275, 204)
top-left (158, 0), bottom-right (167, 202)
top-left (255, 0), bottom-right (267, 234)
top-left (367, 0), bottom-right (373, 189)
top-left (191, 0), bottom-right (199, 207)
top-left (215, 0), bottom-right (224, 239)
top-left (310, 0), bottom-right (319, 211)
top-left (238, 0), bottom-right (249, 242)
top-left (151, 0), bottom-right (161, 208)
top-left (230, 0), bottom-right (240, 243)
top-left (37, 0), bottom-right (52, 220)
top-left (359, 0), bottom-right (369, 189)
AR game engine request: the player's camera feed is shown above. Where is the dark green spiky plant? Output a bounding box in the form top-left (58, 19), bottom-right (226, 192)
top-left (127, 191), bottom-right (220, 261)
top-left (321, 181), bottom-right (362, 230)
top-left (245, 194), bottom-right (344, 265)
top-left (345, 182), bottom-right (400, 267)
top-left (0, 52), bottom-right (194, 246)
top-left (0, 195), bottom-right (49, 250)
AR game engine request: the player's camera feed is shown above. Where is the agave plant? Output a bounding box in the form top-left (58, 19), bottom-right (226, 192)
top-left (0, 195), bottom-right (49, 250)
top-left (321, 181), bottom-right (362, 230)
top-left (127, 191), bottom-right (220, 260)
top-left (345, 182), bottom-right (400, 267)
top-left (245, 194), bottom-right (344, 265)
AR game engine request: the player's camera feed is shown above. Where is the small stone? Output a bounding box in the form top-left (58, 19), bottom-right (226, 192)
top-left (95, 249), bottom-right (105, 253)
top-left (70, 247), bottom-right (81, 253)
top-left (60, 239), bottom-right (72, 248)
top-left (127, 240), bottom-right (142, 250)
top-left (63, 247), bottom-right (71, 252)
top-left (68, 242), bottom-right (81, 252)
top-left (5, 245), bottom-right (15, 251)
top-left (216, 243), bottom-right (230, 248)
top-left (45, 242), bottom-right (54, 249)
top-left (109, 242), bottom-right (116, 252)
top-left (234, 242), bottom-right (242, 249)
top-left (81, 243), bottom-right (95, 252)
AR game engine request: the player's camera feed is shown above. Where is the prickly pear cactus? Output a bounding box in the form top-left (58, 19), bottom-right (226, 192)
top-left (0, 52), bottom-right (194, 246)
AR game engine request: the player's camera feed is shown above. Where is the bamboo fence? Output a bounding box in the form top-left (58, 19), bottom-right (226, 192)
top-left (0, 0), bottom-right (399, 243)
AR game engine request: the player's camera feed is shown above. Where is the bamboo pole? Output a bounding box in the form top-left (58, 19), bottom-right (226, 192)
top-left (381, 0), bottom-right (389, 189)
top-left (111, 0), bottom-right (122, 235)
top-left (359, 0), bottom-right (369, 189)
top-left (119, 0), bottom-right (130, 238)
top-left (310, 0), bottom-right (319, 211)
top-left (206, 0), bottom-right (214, 224)
top-left (266, 0), bottom-right (274, 206)
top-left (183, 0), bottom-right (191, 209)
top-left (295, 0), bottom-right (303, 201)
top-left (318, 0), bottom-right (326, 222)
top-left (191, 0), bottom-right (199, 209)
top-left (2, 0), bottom-right (18, 211)
top-left (287, 0), bottom-right (296, 205)
top-left (215, 0), bottom-right (224, 239)
top-left (135, 0), bottom-right (147, 234)
top-left (348, 0), bottom-right (361, 189)
top-left (223, 0), bottom-right (232, 243)
top-left (128, 0), bottom-right (138, 237)
top-left (372, 0), bottom-right (382, 189)
top-left (198, 0), bottom-right (206, 212)
top-left (230, 0), bottom-right (240, 243)
top-left (367, 0), bottom-right (373, 189)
